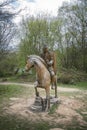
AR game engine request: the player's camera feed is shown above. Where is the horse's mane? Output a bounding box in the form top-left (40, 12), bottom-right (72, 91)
top-left (28, 55), bottom-right (47, 68)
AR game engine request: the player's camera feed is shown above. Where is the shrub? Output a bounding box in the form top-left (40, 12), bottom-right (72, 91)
top-left (57, 69), bottom-right (87, 84)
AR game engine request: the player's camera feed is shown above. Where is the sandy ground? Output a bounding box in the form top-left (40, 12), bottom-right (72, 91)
top-left (0, 82), bottom-right (87, 129)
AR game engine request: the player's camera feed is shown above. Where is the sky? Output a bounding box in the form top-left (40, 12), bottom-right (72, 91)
top-left (1, 0), bottom-right (70, 46)
top-left (12, 0), bottom-right (70, 24)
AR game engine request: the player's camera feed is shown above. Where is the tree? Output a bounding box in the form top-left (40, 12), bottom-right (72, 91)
top-left (18, 0), bottom-right (87, 73)
top-left (57, 0), bottom-right (87, 71)
top-left (0, 0), bottom-right (17, 57)
top-left (18, 15), bottom-right (55, 67)
top-left (0, 0), bottom-right (17, 76)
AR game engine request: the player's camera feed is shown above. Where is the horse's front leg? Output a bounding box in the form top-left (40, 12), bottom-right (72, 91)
top-left (34, 81), bottom-right (39, 97)
top-left (45, 87), bottom-right (50, 111)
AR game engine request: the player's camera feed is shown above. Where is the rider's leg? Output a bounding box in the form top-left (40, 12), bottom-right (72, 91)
top-left (49, 68), bottom-right (58, 97)
top-left (48, 67), bottom-right (55, 89)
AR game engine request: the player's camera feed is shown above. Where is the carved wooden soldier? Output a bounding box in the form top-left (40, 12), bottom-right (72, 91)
top-left (41, 44), bottom-right (57, 89)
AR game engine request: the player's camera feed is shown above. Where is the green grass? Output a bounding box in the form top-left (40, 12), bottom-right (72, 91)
top-left (0, 115), bottom-right (50, 130)
top-left (0, 84), bottom-right (35, 97)
top-left (66, 116), bottom-right (87, 130)
top-left (0, 85), bottom-right (25, 99)
top-left (0, 84), bottom-right (27, 111)
top-left (76, 109), bottom-right (87, 123)
top-left (0, 84), bottom-right (35, 109)
top-left (48, 104), bottom-right (58, 115)
top-left (76, 81), bottom-right (87, 88)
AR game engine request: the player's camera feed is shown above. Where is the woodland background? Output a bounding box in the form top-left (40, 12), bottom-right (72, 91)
top-left (0, 0), bottom-right (87, 84)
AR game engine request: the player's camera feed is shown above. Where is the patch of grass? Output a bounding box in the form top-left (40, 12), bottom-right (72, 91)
top-left (59, 91), bottom-right (79, 97)
top-left (0, 85), bottom-right (25, 99)
top-left (0, 84), bottom-right (26, 110)
top-left (0, 114), bottom-right (51, 130)
top-left (0, 84), bottom-right (35, 98)
top-left (66, 116), bottom-right (87, 130)
top-left (0, 84), bottom-right (35, 108)
top-left (48, 104), bottom-right (58, 114)
top-left (76, 81), bottom-right (87, 89)
top-left (75, 109), bottom-right (87, 123)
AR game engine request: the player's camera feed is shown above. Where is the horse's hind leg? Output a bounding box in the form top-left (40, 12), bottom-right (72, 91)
top-left (45, 87), bottom-right (50, 111)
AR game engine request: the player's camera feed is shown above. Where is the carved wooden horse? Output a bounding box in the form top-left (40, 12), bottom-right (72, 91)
top-left (25, 55), bottom-right (57, 111)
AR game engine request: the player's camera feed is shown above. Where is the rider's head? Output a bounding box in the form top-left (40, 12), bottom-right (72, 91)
top-left (43, 44), bottom-right (48, 53)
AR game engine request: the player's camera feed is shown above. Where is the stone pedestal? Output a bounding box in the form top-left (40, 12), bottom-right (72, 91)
top-left (30, 96), bottom-right (59, 112)
top-left (30, 97), bottom-right (43, 112)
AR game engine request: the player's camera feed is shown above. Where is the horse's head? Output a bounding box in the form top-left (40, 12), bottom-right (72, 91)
top-left (25, 56), bottom-right (34, 71)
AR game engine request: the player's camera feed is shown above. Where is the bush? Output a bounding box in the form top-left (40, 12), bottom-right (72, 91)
top-left (58, 73), bottom-right (75, 84)
top-left (0, 71), bottom-right (4, 77)
top-left (57, 69), bottom-right (87, 84)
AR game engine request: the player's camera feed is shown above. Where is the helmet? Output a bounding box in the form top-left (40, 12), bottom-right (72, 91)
top-left (43, 44), bottom-right (48, 49)
top-left (43, 44), bottom-right (48, 52)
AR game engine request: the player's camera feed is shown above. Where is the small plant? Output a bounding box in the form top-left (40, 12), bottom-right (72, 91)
top-left (48, 103), bottom-right (58, 114)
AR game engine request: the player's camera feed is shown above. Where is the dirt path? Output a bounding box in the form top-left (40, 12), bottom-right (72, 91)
top-left (0, 81), bottom-right (81, 92)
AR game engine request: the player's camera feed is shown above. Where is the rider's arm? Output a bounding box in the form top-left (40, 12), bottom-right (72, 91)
top-left (47, 52), bottom-right (54, 66)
